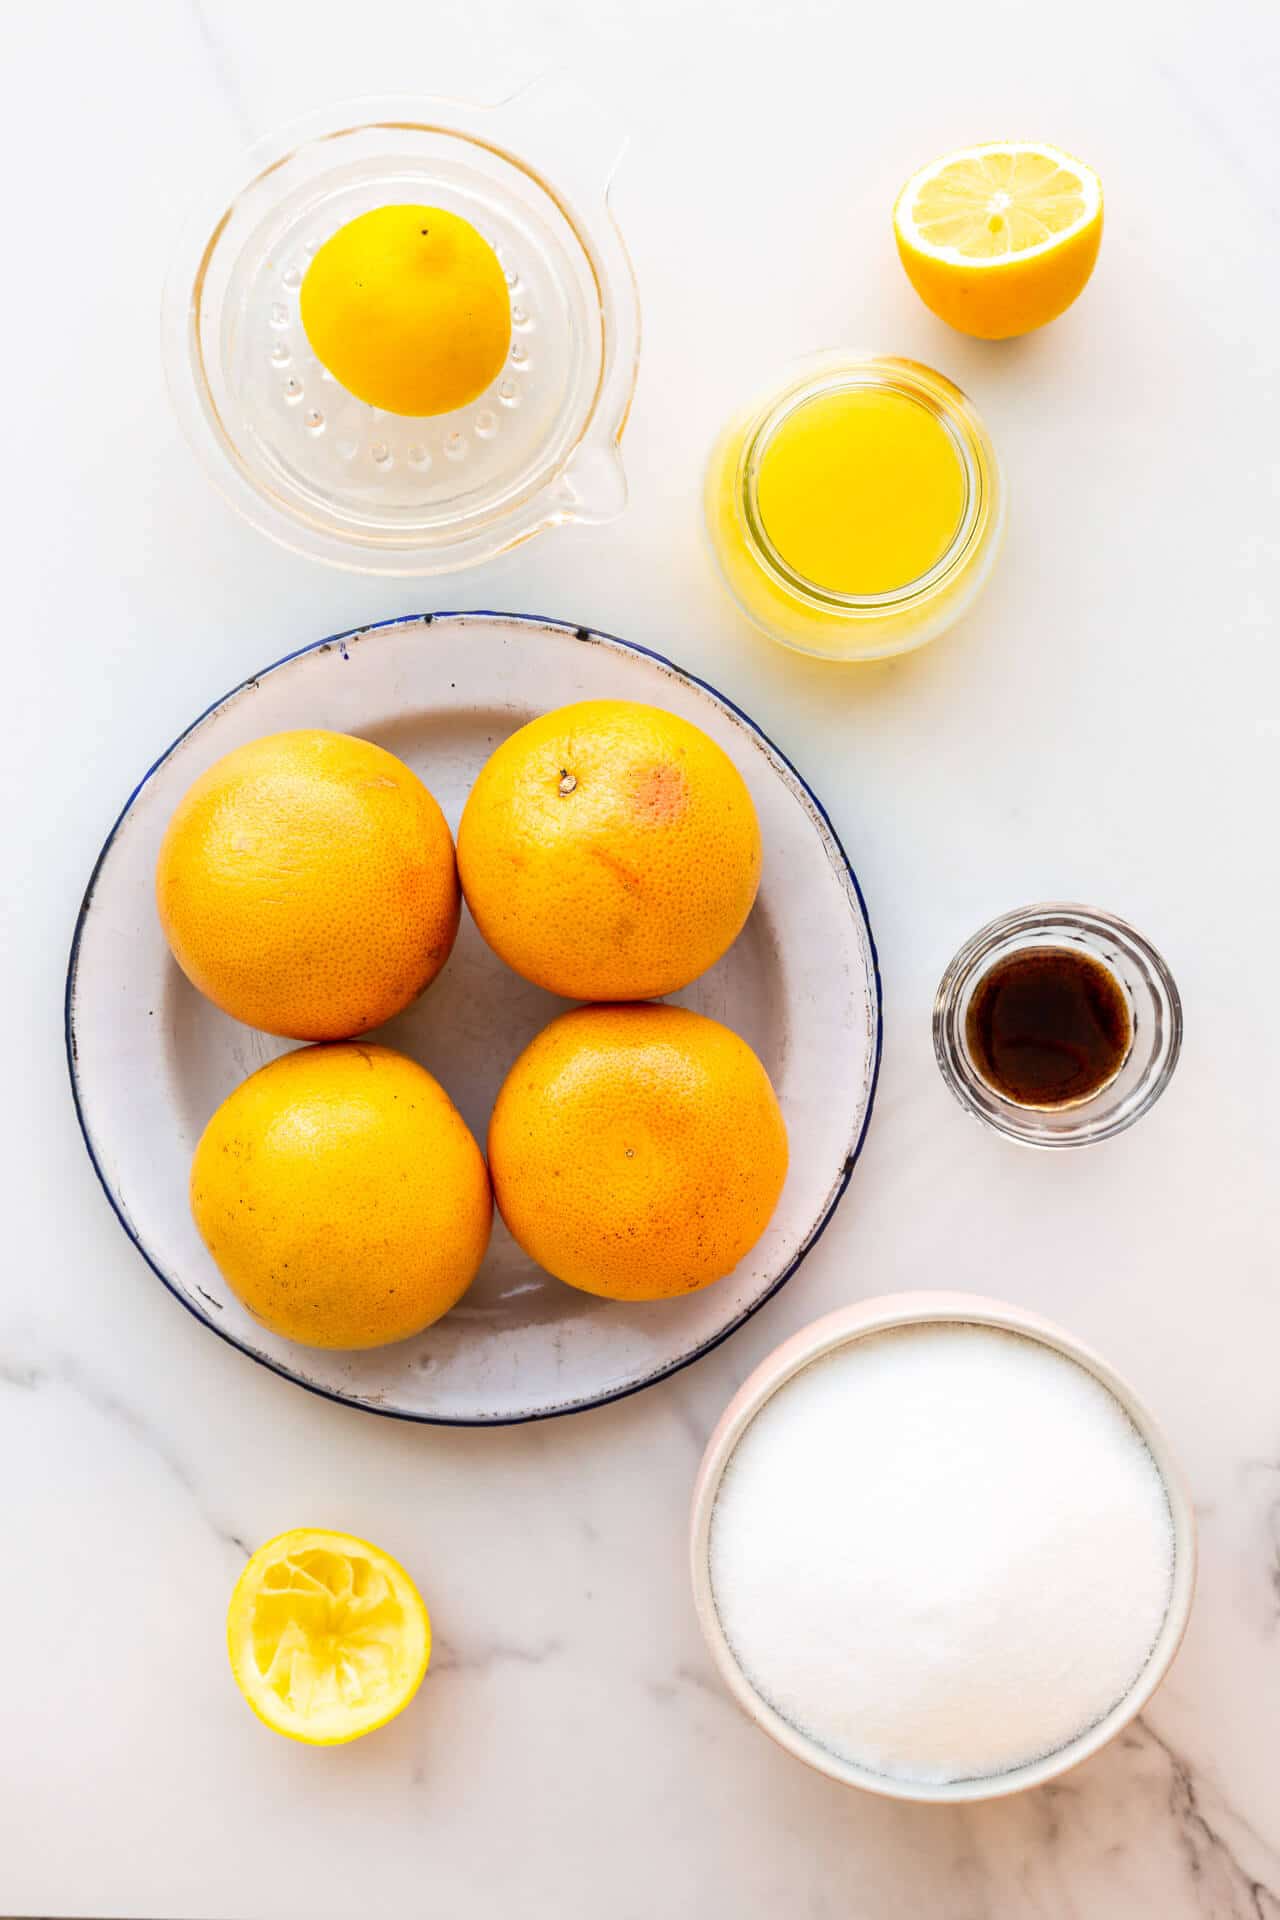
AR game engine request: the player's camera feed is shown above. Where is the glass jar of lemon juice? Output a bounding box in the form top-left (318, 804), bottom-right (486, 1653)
top-left (705, 354), bottom-right (1003, 661)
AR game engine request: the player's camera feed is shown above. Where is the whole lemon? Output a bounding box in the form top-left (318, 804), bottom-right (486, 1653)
top-left (457, 701), bottom-right (762, 1002)
top-left (156, 729), bottom-right (459, 1041)
top-left (300, 205), bottom-right (511, 416)
top-left (191, 1044), bottom-right (491, 1350)
top-left (488, 1004), bottom-right (788, 1302)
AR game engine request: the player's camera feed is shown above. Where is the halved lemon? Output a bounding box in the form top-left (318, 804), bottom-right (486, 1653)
top-left (894, 142), bottom-right (1103, 339)
top-left (227, 1529), bottom-right (431, 1745)
top-left (300, 205), bottom-right (511, 416)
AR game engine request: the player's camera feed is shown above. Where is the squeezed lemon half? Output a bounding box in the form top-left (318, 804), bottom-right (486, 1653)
top-left (894, 142), bottom-right (1103, 339)
top-left (227, 1529), bottom-right (431, 1745)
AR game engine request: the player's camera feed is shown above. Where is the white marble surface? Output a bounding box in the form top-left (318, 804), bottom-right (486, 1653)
top-left (4, 0), bottom-right (1279, 1913)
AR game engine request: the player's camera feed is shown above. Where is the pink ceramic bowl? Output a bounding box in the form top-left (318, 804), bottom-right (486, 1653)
top-left (689, 1290), bottom-right (1196, 1803)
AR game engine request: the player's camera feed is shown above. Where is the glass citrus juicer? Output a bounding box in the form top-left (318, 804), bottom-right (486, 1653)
top-left (163, 81), bottom-right (640, 574)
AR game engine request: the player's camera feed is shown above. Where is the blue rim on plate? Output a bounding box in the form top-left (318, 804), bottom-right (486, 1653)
top-left (65, 613), bottom-right (883, 1425)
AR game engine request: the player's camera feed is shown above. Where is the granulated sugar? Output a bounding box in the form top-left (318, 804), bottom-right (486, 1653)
top-left (708, 1322), bottom-right (1175, 1785)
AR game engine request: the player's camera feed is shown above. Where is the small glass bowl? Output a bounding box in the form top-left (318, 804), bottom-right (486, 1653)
top-left (162, 80), bottom-right (639, 574)
top-left (704, 353), bottom-right (1003, 661)
top-left (934, 904), bottom-right (1182, 1148)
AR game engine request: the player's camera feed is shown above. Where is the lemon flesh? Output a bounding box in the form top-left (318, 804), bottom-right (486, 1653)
top-left (300, 205), bottom-right (511, 416)
top-left (895, 142), bottom-right (1102, 339)
top-left (227, 1529), bottom-right (431, 1745)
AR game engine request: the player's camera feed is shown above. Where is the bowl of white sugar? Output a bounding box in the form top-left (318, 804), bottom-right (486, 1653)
top-left (690, 1292), bottom-right (1195, 1802)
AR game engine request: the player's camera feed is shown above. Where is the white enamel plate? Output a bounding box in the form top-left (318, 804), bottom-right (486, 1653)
top-left (67, 615), bottom-right (881, 1423)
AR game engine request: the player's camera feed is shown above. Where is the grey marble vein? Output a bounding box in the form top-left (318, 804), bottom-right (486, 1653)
top-left (0, 1357), bottom-right (46, 1390)
top-left (1241, 1458), bottom-right (1280, 1632)
top-left (0, 1340), bottom-right (250, 1560)
top-left (1130, 1719), bottom-right (1280, 1919)
top-left (648, 1660), bottom-right (732, 1708)
top-left (432, 1634), bottom-right (563, 1676)
top-left (1152, 57), bottom-right (1280, 230)
top-left (663, 1381), bottom-right (716, 1455)
top-left (184, 0), bottom-right (255, 142)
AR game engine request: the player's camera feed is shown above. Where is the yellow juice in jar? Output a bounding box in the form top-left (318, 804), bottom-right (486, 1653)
top-left (705, 355), bottom-right (1003, 661)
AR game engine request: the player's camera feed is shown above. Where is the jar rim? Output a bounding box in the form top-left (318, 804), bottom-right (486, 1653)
top-left (933, 903), bottom-right (1183, 1148)
top-left (734, 357), bottom-right (992, 616)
